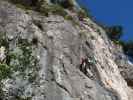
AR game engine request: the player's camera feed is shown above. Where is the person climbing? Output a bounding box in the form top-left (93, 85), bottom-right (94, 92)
top-left (87, 57), bottom-right (96, 65)
top-left (79, 57), bottom-right (88, 74)
top-left (79, 57), bottom-right (96, 78)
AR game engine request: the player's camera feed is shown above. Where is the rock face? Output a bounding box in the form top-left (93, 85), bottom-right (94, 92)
top-left (0, 0), bottom-right (133, 100)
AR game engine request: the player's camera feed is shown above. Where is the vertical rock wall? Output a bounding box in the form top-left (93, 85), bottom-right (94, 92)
top-left (0, 0), bottom-right (133, 100)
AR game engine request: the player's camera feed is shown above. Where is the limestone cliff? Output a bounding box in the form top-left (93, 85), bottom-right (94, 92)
top-left (0, 0), bottom-right (133, 100)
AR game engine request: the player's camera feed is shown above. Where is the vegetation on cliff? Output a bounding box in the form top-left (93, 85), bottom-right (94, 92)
top-left (0, 32), bottom-right (39, 99)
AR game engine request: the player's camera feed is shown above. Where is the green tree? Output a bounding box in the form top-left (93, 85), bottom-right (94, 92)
top-left (106, 25), bottom-right (123, 40)
top-left (123, 41), bottom-right (133, 57)
top-left (50, 0), bottom-right (74, 8)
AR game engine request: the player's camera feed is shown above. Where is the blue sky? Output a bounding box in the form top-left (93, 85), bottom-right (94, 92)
top-left (77, 0), bottom-right (133, 41)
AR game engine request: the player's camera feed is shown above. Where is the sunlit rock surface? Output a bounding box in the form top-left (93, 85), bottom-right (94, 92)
top-left (0, 0), bottom-right (133, 100)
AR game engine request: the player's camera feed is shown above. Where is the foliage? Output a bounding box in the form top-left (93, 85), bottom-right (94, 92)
top-left (15, 96), bottom-right (32, 100)
top-left (103, 25), bottom-right (133, 58)
top-left (113, 40), bottom-right (124, 46)
top-left (11, 0), bottom-right (24, 4)
top-left (50, 0), bottom-right (74, 8)
top-left (113, 40), bottom-right (133, 59)
top-left (0, 32), bottom-right (39, 98)
top-left (106, 25), bottom-right (123, 40)
top-left (49, 5), bottom-right (67, 16)
top-left (77, 5), bottom-right (91, 19)
top-left (59, 0), bottom-right (74, 8)
top-left (10, 0), bottom-right (39, 6)
top-left (0, 33), bottom-right (11, 79)
top-left (0, 33), bottom-right (9, 48)
top-left (9, 38), bottom-right (39, 78)
top-left (64, 15), bottom-right (73, 20)
top-left (9, 0), bottom-right (68, 17)
top-left (122, 41), bottom-right (133, 57)
top-left (0, 64), bottom-right (11, 80)
top-left (0, 33), bottom-right (39, 82)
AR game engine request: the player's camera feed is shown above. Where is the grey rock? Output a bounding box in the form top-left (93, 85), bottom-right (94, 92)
top-left (0, 0), bottom-right (133, 100)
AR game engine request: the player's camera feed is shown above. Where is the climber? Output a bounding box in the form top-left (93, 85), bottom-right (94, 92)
top-left (79, 57), bottom-right (96, 76)
top-left (80, 56), bottom-right (96, 66)
top-left (87, 57), bottom-right (96, 65)
top-left (79, 58), bottom-right (88, 74)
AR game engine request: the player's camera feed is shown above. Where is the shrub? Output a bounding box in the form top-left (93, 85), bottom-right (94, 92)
top-left (10, 0), bottom-right (39, 6)
top-left (78, 7), bottom-right (91, 19)
top-left (14, 96), bottom-right (32, 100)
top-left (0, 33), bottom-right (9, 48)
top-left (31, 0), bottom-right (39, 6)
top-left (49, 5), bottom-right (67, 16)
top-left (11, 0), bottom-right (29, 6)
top-left (59, 0), bottom-right (74, 8)
top-left (9, 0), bottom-right (68, 17)
top-left (36, 3), bottom-right (67, 17)
top-left (64, 15), bottom-right (73, 20)
top-left (0, 64), bottom-right (11, 80)
top-left (78, 9), bottom-right (87, 18)
top-left (50, 0), bottom-right (74, 8)
top-left (122, 41), bottom-right (133, 57)
top-left (106, 25), bottom-right (123, 40)
top-left (8, 38), bottom-right (39, 81)
top-left (115, 40), bottom-right (133, 59)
